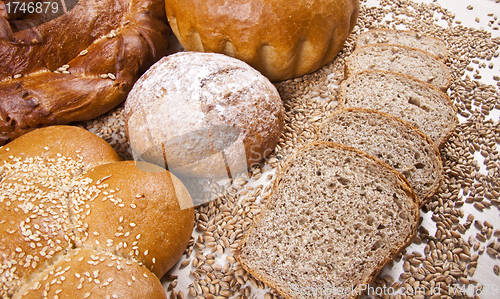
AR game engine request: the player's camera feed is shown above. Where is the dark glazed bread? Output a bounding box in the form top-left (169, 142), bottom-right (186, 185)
top-left (316, 108), bottom-right (443, 206)
top-left (235, 141), bottom-right (419, 299)
top-left (0, 0), bottom-right (170, 146)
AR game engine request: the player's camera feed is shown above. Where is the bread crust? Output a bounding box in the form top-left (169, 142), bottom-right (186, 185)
top-left (165, 0), bottom-right (360, 81)
top-left (235, 141), bottom-right (419, 299)
top-left (0, 0), bottom-right (170, 146)
top-left (0, 126), bottom-right (194, 298)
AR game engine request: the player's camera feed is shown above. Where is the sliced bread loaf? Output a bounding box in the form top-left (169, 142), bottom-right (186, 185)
top-left (344, 44), bottom-right (452, 91)
top-left (235, 141), bottom-right (419, 299)
top-left (316, 108), bottom-right (443, 206)
top-left (356, 29), bottom-right (448, 60)
top-left (338, 70), bottom-right (458, 148)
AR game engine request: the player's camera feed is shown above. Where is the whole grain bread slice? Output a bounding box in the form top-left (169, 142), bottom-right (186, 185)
top-left (235, 141), bottom-right (420, 299)
top-left (356, 29), bottom-right (448, 60)
top-left (345, 44), bottom-right (452, 91)
top-left (338, 70), bottom-right (458, 148)
top-left (316, 108), bottom-right (443, 206)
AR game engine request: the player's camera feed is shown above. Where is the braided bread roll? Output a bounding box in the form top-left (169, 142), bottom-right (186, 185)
top-left (0, 0), bottom-right (170, 146)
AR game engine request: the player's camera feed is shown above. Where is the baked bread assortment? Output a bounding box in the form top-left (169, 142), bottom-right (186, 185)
top-left (0, 0), bottom-right (170, 146)
top-left (0, 0), bottom-right (460, 295)
top-left (316, 108), bottom-right (443, 206)
top-left (124, 52), bottom-right (285, 178)
top-left (235, 142), bottom-right (420, 299)
top-left (345, 44), bottom-right (452, 91)
top-left (164, 0), bottom-right (360, 81)
top-left (0, 126), bottom-right (194, 298)
top-left (338, 70), bottom-right (458, 148)
top-left (355, 29), bottom-right (448, 60)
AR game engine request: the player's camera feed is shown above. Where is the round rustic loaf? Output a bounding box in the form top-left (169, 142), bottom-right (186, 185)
top-left (0, 0), bottom-right (170, 146)
top-left (124, 52), bottom-right (285, 178)
top-left (0, 126), bottom-right (194, 298)
top-left (164, 0), bottom-right (360, 81)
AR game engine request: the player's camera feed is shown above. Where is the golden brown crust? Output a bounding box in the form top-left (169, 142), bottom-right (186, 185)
top-left (355, 29), bottom-right (449, 61)
top-left (75, 161), bottom-right (194, 278)
top-left (0, 0), bottom-right (170, 146)
top-left (235, 141), bottom-right (419, 299)
top-left (13, 248), bottom-right (168, 299)
top-left (0, 126), bottom-right (194, 298)
top-left (0, 125), bottom-right (121, 168)
top-left (165, 0), bottom-right (359, 81)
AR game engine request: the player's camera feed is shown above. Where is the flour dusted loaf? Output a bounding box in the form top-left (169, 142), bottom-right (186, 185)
top-left (338, 70), bottom-right (458, 148)
top-left (356, 29), bottom-right (448, 60)
top-left (0, 0), bottom-right (170, 146)
top-left (235, 141), bottom-right (419, 299)
top-left (124, 52), bottom-right (285, 178)
top-left (345, 44), bottom-right (452, 91)
top-left (0, 126), bottom-right (194, 298)
top-left (316, 108), bottom-right (443, 206)
top-left (164, 0), bottom-right (360, 81)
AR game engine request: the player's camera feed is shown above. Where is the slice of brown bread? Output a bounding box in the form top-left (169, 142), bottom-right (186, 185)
top-left (356, 29), bottom-right (448, 60)
top-left (338, 70), bottom-right (458, 148)
top-left (316, 108), bottom-right (443, 206)
top-left (235, 141), bottom-right (419, 299)
top-left (345, 44), bottom-right (452, 91)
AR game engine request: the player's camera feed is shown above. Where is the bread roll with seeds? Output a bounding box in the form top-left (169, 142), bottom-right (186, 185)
top-left (0, 125), bottom-right (121, 168)
top-left (235, 141), bottom-right (419, 299)
top-left (0, 0), bottom-right (170, 146)
top-left (345, 44), bottom-right (452, 91)
top-left (316, 108), bottom-right (443, 206)
top-left (0, 126), bottom-right (194, 298)
top-left (12, 248), bottom-right (167, 299)
top-left (338, 70), bottom-right (458, 148)
top-left (356, 29), bottom-right (448, 60)
top-left (73, 161), bottom-right (194, 277)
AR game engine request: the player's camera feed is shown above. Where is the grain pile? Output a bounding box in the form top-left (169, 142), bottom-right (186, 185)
top-left (78, 0), bottom-right (500, 298)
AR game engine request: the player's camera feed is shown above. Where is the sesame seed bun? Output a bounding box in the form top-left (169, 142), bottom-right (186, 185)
top-left (0, 126), bottom-right (194, 298)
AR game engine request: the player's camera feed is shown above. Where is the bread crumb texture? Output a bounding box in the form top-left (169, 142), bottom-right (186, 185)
top-left (236, 142), bottom-right (419, 299)
top-left (338, 70), bottom-right (458, 148)
top-left (317, 108), bottom-right (443, 206)
top-left (345, 44), bottom-right (452, 90)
